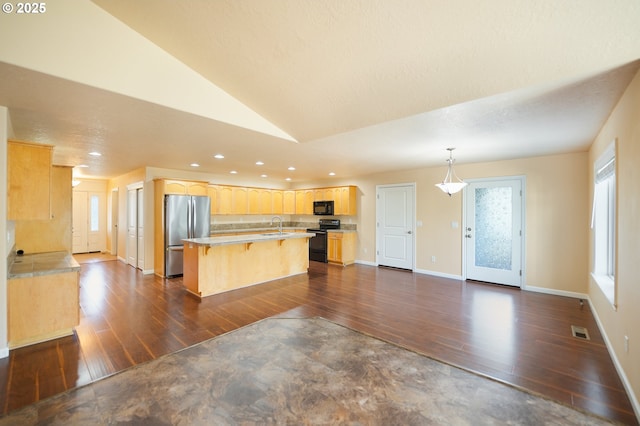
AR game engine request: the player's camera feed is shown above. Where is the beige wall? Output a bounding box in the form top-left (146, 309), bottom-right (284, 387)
top-left (589, 69), bottom-right (640, 414)
top-left (328, 151), bottom-right (589, 294)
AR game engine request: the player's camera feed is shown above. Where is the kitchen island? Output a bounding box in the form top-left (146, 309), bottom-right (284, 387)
top-left (182, 232), bottom-right (315, 298)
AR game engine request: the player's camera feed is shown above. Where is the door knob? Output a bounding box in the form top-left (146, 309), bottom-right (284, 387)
top-left (407, 230), bottom-right (412, 234)
top-left (465, 234), bottom-right (472, 238)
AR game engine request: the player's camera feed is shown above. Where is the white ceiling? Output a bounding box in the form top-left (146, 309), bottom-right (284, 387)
top-left (1, 0), bottom-right (640, 182)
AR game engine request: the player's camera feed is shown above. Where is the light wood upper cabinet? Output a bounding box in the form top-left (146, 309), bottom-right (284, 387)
top-left (8, 141), bottom-right (53, 220)
top-left (259, 189), bottom-right (273, 215)
top-left (272, 190), bottom-right (284, 214)
top-left (188, 182), bottom-right (208, 196)
top-left (232, 187), bottom-right (248, 215)
top-left (158, 180), bottom-right (357, 216)
top-left (247, 188), bottom-right (275, 215)
top-left (164, 180), bottom-right (208, 196)
top-left (164, 180), bottom-right (187, 194)
top-left (295, 190), bottom-right (314, 215)
top-left (283, 191), bottom-right (296, 214)
top-left (15, 166), bottom-right (72, 253)
top-left (321, 188), bottom-right (335, 202)
top-left (336, 186), bottom-right (357, 215)
top-left (217, 186), bottom-right (233, 214)
top-left (207, 185), bottom-right (218, 215)
top-left (248, 188), bottom-right (260, 214)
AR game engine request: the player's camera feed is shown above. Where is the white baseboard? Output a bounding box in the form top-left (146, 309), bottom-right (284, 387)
top-left (117, 256), bottom-right (127, 263)
top-left (523, 285), bottom-right (588, 300)
top-left (354, 259), bottom-right (376, 267)
top-left (414, 268), bottom-right (463, 281)
top-left (143, 269), bottom-right (155, 275)
top-left (0, 346), bottom-right (8, 359)
top-left (587, 298), bottom-right (640, 422)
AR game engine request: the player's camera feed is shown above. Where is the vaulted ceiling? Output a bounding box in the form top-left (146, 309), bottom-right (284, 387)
top-left (1, 0), bottom-right (639, 182)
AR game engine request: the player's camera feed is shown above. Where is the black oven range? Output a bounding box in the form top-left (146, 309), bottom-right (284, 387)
top-left (306, 219), bottom-right (340, 263)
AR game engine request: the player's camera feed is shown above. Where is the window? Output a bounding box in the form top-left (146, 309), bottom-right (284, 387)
top-left (90, 195), bottom-right (100, 232)
top-left (591, 143), bottom-right (615, 306)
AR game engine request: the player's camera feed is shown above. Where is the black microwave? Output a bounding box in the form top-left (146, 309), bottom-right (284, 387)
top-left (313, 200), bottom-right (334, 215)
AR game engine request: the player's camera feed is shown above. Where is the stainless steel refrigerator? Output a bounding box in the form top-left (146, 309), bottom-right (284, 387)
top-left (164, 194), bottom-right (211, 277)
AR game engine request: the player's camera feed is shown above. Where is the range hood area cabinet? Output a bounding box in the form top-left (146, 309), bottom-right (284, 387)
top-left (7, 140), bottom-right (53, 221)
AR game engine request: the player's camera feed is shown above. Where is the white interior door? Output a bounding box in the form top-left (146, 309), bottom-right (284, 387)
top-left (136, 188), bottom-right (144, 270)
top-left (111, 189), bottom-right (118, 256)
top-left (464, 178), bottom-right (524, 287)
top-left (72, 191), bottom-right (88, 253)
top-left (127, 189), bottom-right (137, 267)
top-left (376, 184), bottom-right (415, 270)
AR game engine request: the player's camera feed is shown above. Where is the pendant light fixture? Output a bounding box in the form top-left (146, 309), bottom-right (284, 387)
top-left (435, 148), bottom-right (467, 196)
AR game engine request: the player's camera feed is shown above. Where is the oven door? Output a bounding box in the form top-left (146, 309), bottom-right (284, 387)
top-left (307, 229), bottom-right (328, 263)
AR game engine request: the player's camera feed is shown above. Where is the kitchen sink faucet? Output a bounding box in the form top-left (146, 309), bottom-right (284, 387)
top-left (271, 216), bottom-right (283, 234)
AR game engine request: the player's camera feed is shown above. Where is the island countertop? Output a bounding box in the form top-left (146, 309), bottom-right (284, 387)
top-left (183, 232), bottom-right (317, 247)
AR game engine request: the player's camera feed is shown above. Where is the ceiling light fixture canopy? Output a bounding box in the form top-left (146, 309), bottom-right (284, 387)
top-left (435, 148), bottom-right (467, 196)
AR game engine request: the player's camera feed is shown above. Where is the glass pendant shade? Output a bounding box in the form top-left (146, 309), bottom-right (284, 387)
top-left (435, 148), bottom-right (467, 196)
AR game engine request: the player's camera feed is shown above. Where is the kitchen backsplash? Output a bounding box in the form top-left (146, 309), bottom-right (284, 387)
top-left (210, 221), bottom-right (356, 233)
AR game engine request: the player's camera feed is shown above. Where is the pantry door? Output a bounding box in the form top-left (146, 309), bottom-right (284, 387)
top-left (72, 191), bottom-right (88, 253)
top-left (376, 183), bottom-right (415, 270)
top-left (464, 177), bottom-right (524, 287)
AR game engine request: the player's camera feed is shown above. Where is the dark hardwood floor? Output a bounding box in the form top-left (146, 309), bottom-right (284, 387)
top-left (0, 258), bottom-right (636, 424)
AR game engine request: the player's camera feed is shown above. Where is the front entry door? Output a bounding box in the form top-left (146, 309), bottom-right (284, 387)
top-left (464, 178), bottom-right (524, 287)
top-left (72, 191), bottom-right (88, 253)
top-left (376, 184), bottom-right (415, 270)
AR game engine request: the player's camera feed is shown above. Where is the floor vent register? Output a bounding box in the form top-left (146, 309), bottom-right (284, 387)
top-left (571, 325), bottom-right (590, 340)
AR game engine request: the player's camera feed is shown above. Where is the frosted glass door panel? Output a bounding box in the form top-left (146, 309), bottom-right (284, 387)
top-left (475, 187), bottom-right (512, 270)
top-left (465, 179), bottom-right (523, 287)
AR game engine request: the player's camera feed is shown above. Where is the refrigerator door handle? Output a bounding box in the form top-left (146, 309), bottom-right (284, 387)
top-left (187, 197), bottom-right (193, 239)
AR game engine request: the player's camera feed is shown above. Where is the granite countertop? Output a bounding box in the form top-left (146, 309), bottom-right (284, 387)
top-left (184, 232), bottom-right (317, 247)
top-left (209, 226), bottom-right (308, 235)
top-left (9, 251), bottom-right (81, 279)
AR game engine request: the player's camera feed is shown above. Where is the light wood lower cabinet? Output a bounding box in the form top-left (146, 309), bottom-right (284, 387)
top-left (8, 271), bottom-right (79, 348)
top-left (327, 232), bottom-right (356, 266)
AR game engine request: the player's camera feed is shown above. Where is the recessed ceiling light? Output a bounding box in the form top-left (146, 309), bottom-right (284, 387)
top-left (285, 177), bottom-right (292, 181)
top-left (288, 166), bottom-right (296, 171)
top-left (261, 174), bottom-right (268, 178)
top-left (89, 151), bottom-right (102, 157)
top-left (76, 164), bottom-right (89, 168)
top-left (230, 170), bottom-right (238, 174)
top-left (256, 161), bottom-right (264, 166)
top-left (190, 163), bottom-right (200, 167)
top-left (329, 172), bottom-right (336, 176)
top-left (214, 154), bottom-right (224, 159)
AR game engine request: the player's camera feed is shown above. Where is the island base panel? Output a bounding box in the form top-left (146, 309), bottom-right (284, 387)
top-left (183, 238), bottom-right (309, 298)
